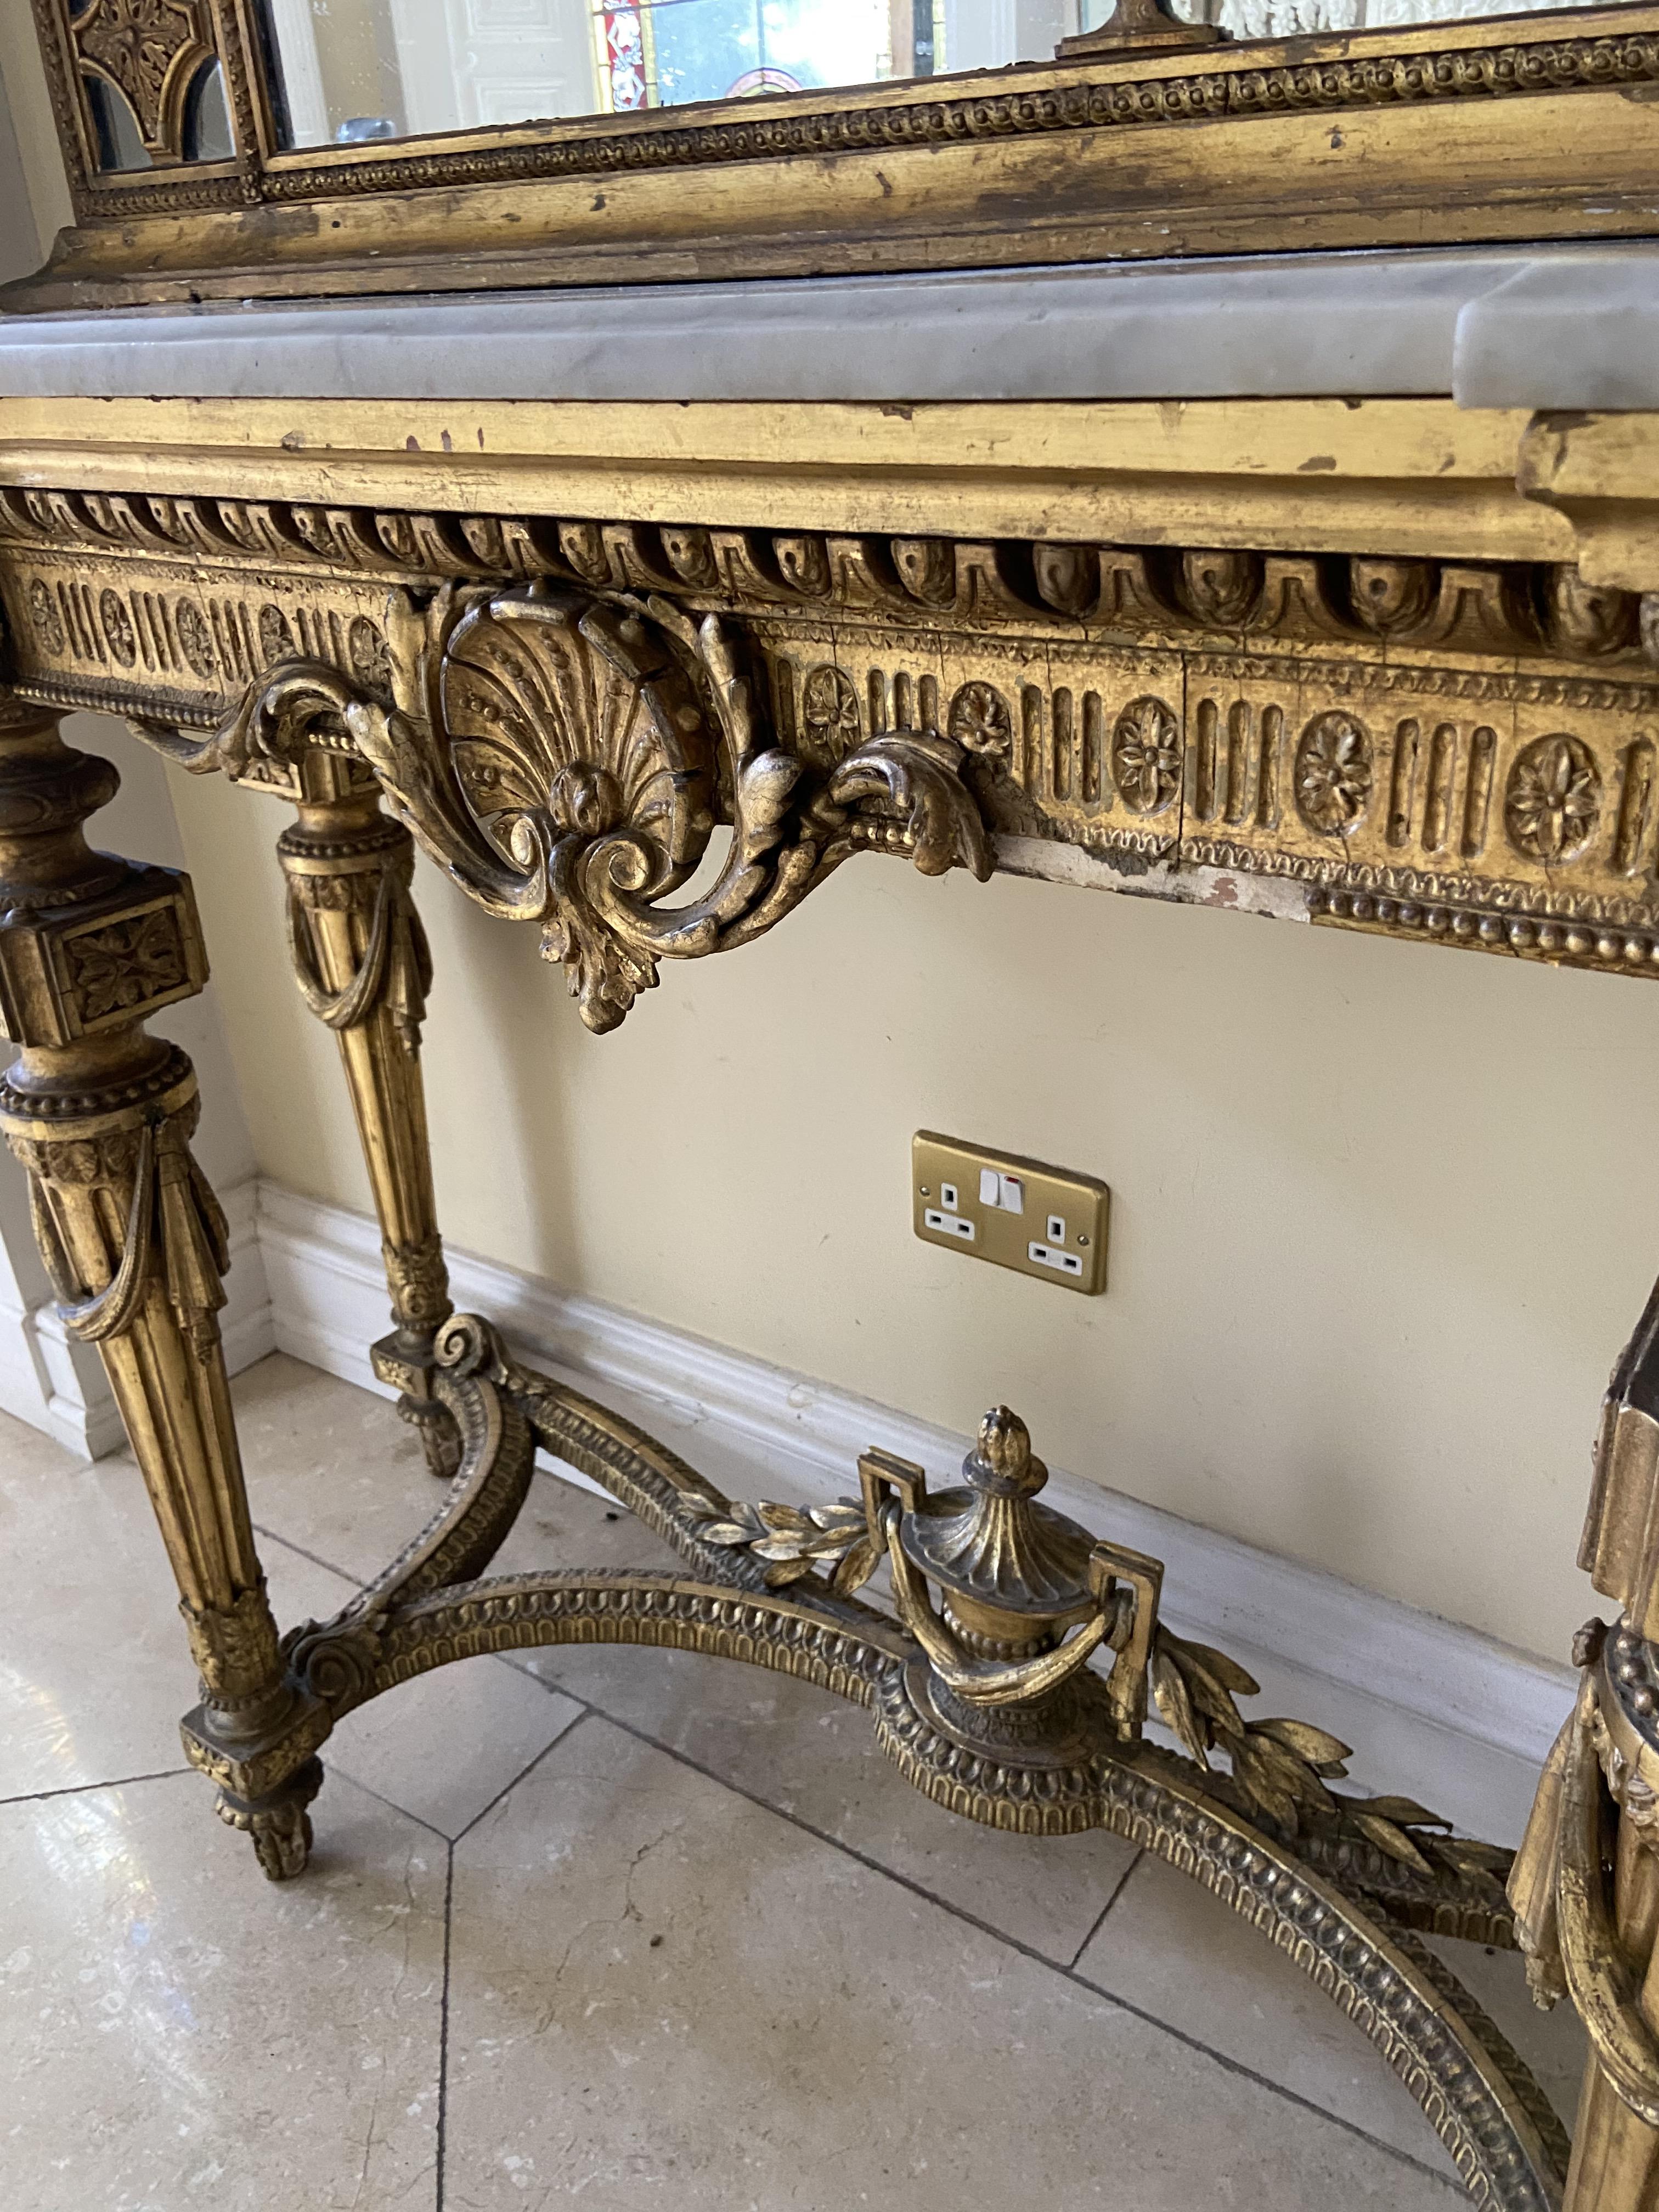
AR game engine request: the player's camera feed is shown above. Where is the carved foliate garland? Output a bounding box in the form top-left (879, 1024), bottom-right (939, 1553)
top-left (260, 1323), bottom-right (1564, 2208)
top-left (0, 637), bottom-right (1573, 2186)
top-left (148, 582), bottom-right (990, 1032)
top-left (8, 487), bottom-right (1659, 992)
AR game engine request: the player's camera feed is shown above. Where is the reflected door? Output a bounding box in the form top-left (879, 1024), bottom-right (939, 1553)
top-left (262, 0), bottom-right (1098, 144)
top-left (391, 0), bottom-right (597, 136)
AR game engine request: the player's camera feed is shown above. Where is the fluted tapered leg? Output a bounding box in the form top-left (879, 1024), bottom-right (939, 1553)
top-left (0, 699), bottom-right (325, 1876)
top-left (1511, 1277), bottom-right (1659, 2207)
top-left (276, 791), bottom-right (457, 1473)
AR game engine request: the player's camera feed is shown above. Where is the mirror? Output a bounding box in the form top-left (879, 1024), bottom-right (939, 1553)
top-left (80, 33), bottom-right (233, 174)
top-left (262, 0), bottom-right (1132, 147)
top-left (259, 0), bottom-right (1617, 152)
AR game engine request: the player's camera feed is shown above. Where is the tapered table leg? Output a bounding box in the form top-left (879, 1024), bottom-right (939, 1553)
top-left (1558, 1736), bottom-right (1659, 2206)
top-left (0, 701), bottom-right (326, 1875)
top-left (1512, 1279), bottom-right (1659, 2204)
top-left (276, 791), bottom-right (458, 1473)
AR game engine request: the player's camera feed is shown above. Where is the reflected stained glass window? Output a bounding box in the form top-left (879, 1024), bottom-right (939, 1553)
top-left (261, 1), bottom-right (1087, 148)
top-left (599, 1), bottom-right (892, 113)
top-left (257, 0), bottom-right (1611, 151)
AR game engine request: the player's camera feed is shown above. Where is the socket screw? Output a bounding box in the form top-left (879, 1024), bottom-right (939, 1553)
top-left (1077, 1233), bottom-right (1090, 1247)
top-left (919, 1185), bottom-right (930, 1197)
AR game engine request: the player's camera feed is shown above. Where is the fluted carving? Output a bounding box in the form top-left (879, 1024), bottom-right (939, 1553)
top-left (276, 789), bottom-right (456, 1474)
top-left (0, 696), bottom-right (326, 1876)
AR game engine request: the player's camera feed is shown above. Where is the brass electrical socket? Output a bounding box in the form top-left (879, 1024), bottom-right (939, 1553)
top-left (912, 1133), bottom-right (1108, 1295)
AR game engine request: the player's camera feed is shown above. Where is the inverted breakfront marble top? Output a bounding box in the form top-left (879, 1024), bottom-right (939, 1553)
top-left (0, 243), bottom-right (1655, 408)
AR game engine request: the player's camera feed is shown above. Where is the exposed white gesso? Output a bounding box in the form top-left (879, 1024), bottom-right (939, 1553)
top-left (0, 730), bottom-right (1583, 1849)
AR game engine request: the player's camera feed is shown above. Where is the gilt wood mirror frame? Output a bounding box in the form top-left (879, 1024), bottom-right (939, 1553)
top-left (10, 0), bottom-right (1659, 312)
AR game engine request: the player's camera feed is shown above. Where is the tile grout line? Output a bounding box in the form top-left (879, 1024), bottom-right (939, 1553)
top-left (0, 1765), bottom-right (193, 1808)
top-left (321, 1768), bottom-right (453, 1847)
top-left (445, 1700), bottom-right (598, 1848)
top-left (552, 1694), bottom-right (1467, 2197)
top-left (253, 1520), bottom-right (364, 1587)
top-left (436, 1842), bottom-right (453, 2212)
top-left (250, 1462), bottom-right (601, 1598)
top-left (238, 1483), bottom-right (1470, 2193)
top-left (1066, 1847), bottom-right (1144, 1971)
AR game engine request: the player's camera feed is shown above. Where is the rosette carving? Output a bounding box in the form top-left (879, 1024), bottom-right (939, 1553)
top-left (191, 582), bottom-right (993, 1034)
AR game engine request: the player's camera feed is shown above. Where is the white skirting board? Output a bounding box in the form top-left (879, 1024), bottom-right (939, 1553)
top-left (257, 1178), bottom-right (1574, 1846)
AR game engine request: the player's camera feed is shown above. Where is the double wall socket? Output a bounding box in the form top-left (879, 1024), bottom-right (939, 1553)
top-left (912, 1132), bottom-right (1109, 1295)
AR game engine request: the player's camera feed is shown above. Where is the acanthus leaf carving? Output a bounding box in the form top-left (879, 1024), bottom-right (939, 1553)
top-left (190, 582), bottom-right (993, 1035)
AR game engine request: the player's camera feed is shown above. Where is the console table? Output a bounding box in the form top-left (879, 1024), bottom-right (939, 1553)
top-left (8, 4), bottom-right (1659, 2199)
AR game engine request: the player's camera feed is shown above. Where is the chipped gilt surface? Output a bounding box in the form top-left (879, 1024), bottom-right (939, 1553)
top-left (7, 491), bottom-right (1659, 987)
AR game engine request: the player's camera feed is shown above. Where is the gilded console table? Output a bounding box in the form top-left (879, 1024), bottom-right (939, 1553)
top-left (0, 364), bottom-right (1651, 2211)
top-left (12, 0), bottom-right (1659, 2204)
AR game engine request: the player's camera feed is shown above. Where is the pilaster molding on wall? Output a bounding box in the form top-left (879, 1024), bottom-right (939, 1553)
top-left (256, 1177), bottom-right (1576, 1837)
top-left (0, 1174), bottom-right (273, 1459)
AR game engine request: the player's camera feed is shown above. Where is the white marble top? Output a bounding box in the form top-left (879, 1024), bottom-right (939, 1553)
top-left (0, 244), bottom-right (1654, 409)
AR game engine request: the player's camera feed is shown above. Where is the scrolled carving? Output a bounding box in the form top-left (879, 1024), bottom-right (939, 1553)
top-left (198, 582), bottom-right (992, 1035)
top-left (71, 0), bottom-right (216, 161)
top-left (385, 1234), bottom-right (453, 1336)
top-left (1539, 566), bottom-right (1638, 661)
top-left (281, 1610), bottom-right (387, 1709)
top-left (891, 539), bottom-right (956, 608)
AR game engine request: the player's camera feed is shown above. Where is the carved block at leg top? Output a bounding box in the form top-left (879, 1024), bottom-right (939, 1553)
top-left (0, 697), bottom-right (327, 1876)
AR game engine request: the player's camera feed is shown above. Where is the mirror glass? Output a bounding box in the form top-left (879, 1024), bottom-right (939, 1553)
top-left (83, 53), bottom-right (234, 173)
top-left (260, 0), bottom-right (1610, 152)
top-left (261, 0), bottom-right (1131, 147)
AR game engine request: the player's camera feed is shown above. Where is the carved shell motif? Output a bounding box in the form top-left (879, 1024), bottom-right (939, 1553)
top-left (438, 586), bottom-right (716, 898)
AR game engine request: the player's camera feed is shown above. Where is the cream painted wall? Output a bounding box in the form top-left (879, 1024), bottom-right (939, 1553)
top-left (0, 21), bottom-right (1635, 1669)
top-left (163, 750), bottom-right (1646, 1668)
top-left (0, 4), bottom-right (72, 265)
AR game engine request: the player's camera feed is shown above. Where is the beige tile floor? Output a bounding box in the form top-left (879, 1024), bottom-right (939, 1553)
top-left (1, 1352), bottom-right (1588, 2210)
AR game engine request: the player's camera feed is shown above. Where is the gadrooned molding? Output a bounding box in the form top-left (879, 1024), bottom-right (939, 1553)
top-left (255, 1176), bottom-right (1574, 1842)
